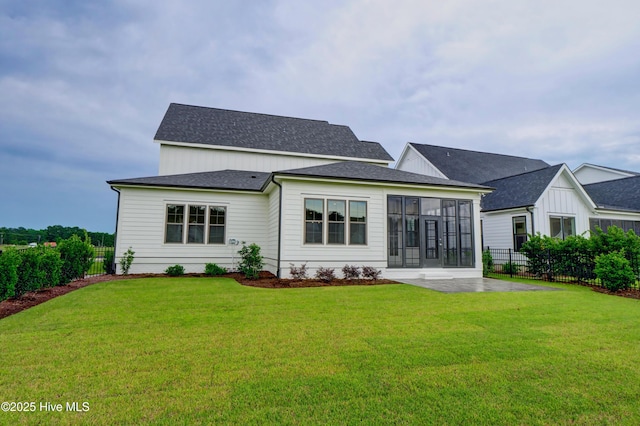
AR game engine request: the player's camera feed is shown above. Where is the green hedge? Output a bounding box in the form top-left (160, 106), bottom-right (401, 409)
top-left (0, 235), bottom-right (95, 301)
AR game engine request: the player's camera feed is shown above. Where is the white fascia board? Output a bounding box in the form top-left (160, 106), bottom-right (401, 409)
top-left (156, 140), bottom-right (392, 165)
top-left (273, 175), bottom-right (492, 195)
top-left (109, 184), bottom-right (268, 195)
top-left (592, 208), bottom-right (640, 217)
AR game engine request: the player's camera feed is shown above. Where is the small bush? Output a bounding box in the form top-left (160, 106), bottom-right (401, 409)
top-left (595, 250), bottom-right (635, 292)
top-left (482, 250), bottom-right (494, 275)
top-left (0, 249), bottom-right (21, 300)
top-left (103, 250), bottom-right (115, 274)
top-left (238, 242), bottom-right (263, 279)
top-left (501, 262), bottom-right (520, 274)
top-left (289, 263), bottom-right (308, 280)
top-left (119, 247), bottom-right (135, 275)
top-left (315, 267), bottom-right (336, 282)
top-left (165, 264), bottom-right (185, 276)
top-left (205, 263), bottom-right (227, 276)
top-left (342, 265), bottom-right (361, 280)
top-left (361, 266), bottom-right (382, 280)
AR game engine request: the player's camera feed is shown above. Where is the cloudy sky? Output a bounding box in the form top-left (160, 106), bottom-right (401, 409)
top-left (2, 0), bottom-right (640, 232)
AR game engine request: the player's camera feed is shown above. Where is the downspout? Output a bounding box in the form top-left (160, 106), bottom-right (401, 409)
top-left (526, 206), bottom-right (535, 235)
top-left (110, 186), bottom-right (121, 274)
top-left (270, 175), bottom-right (283, 278)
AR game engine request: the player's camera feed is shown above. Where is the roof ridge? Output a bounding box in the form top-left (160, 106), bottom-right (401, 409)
top-left (482, 164), bottom-right (564, 185)
top-left (409, 142), bottom-right (547, 163)
top-left (169, 102), bottom-right (332, 125)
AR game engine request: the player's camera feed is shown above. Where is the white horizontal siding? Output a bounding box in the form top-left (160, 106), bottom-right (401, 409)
top-left (574, 166), bottom-right (633, 184)
top-left (279, 179), bottom-right (484, 279)
top-left (159, 144), bottom-right (350, 175)
top-left (115, 187), bottom-right (270, 274)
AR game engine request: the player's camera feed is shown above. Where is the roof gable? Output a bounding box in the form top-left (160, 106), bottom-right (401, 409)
top-left (154, 103), bottom-right (393, 162)
top-left (583, 175), bottom-right (640, 212)
top-left (409, 143), bottom-right (549, 184)
top-left (481, 164), bottom-right (564, 211)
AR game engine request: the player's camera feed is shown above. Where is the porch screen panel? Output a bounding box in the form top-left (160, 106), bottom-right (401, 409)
top-left (442, 200), bottom-right (457, 266)
top-left (459, 201), bottom-right (473, 266)
top-left (405, 197), bottom-right (420, 267)
top-left (387, 197), bottom-right (403, 267)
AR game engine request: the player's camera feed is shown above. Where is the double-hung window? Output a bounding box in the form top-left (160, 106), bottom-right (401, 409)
top-left (550, 216), bottom-right (575, 240)
top-left (305, 199), bottom-right (324, 244)
top-left (513, 216), bottom-right (527, 251)
top-left (327, 200), bottom-right (346, 244)
top-left (349, 201), bottom-right (367, 245)
top-left (164, 204), bottom-right (226, 244)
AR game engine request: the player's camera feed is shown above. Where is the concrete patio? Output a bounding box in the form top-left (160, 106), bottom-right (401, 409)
top-left (400, 277), bottom-right (562, 293)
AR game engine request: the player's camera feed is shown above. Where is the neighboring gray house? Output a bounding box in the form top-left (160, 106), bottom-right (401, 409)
top-left (108, 104), bottom-right (491, 279)
top-left (396, 143), bottom-right (640, 251)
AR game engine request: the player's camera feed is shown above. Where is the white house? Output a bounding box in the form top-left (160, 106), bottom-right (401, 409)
top-left (573, 163), bottom-right (638, 185)
top-left (396, 143), bottom-right (640, 251)
top-left (108, 104), bottom-right (492, 279)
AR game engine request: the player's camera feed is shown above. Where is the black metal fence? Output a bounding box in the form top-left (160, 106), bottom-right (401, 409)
top-left (485, 247), bottom-right (640, 289)
top-left (3, 245), bottom-right (113, 278)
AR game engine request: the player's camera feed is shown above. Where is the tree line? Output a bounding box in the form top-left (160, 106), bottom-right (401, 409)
top-left (0, 225), bottom-right (114, 247)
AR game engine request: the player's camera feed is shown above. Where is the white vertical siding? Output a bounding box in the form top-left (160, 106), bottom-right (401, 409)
top-left (396, 147), bottom-right (448, 178)
top-left (114, 187), bottom-right (269, 274)
top-left (536, 182), bottom-right (592, 236)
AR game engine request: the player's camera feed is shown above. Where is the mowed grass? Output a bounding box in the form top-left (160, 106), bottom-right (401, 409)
top-left (1, 278), bottom-right (640, 425)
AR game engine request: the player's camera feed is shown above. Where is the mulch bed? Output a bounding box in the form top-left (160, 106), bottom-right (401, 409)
top-left (0, 272), bottom-right (398, 320)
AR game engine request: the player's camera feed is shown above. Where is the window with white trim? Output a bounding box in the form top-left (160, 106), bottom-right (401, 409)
top-left (550, 216), bottom-right (575, 240)
top-left (164, 204), bottom-right (226, 244)
top-left (303, 198), bottom-right (367, 246)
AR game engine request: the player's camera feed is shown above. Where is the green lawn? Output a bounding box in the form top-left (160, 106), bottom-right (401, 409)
top-left (1, 278), bottom-right (640, 424)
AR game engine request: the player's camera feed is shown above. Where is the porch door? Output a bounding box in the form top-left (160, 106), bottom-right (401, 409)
top-left (423, 218), bottom-right (442, 267)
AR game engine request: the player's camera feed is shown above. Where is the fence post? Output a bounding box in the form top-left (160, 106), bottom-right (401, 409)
top-left (509, 248), bottom-right (513, 278)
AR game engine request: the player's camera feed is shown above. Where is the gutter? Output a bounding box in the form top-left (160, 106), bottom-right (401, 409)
top-left (110, 186), bottom-right (121, 274)
top-left (270, 175), bottom-right (283, 278)
top-left (526, 206), bottom-right (535, 235)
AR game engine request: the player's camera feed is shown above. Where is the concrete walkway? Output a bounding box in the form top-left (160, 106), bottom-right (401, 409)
top-left (400, 277), bottom-right (562, 293)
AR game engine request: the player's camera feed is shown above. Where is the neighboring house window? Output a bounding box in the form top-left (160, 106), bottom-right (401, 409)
top-left (305, 199), bottom-right (324, 244)
top-left (349, 201), bottom-right (367, 245)
top-left (513, 216), bottom-right (527, 251)
top-left (550, 216), bottom-right (575, 239)
top-left (208, 207), bottom-right (226, 244)
top-left (188, 205), bottom-right (206, 243)
top-left (165, 204), bottom-right (185, 243)
top-left (327, 200), bottom-right (346, 244)
top-left (165, 204), bottom-right (226, 244)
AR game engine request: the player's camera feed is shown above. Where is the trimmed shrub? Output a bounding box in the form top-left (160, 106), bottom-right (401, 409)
top-left (165, 264), bottom-right (185, 276)
top-left (59, 235), bottom-right (95, 284)
top-left (0, 248), bottom-right (21, 300)
top-left (16, 248), bottom-right (45, 295)
top-left (39, 248), bottom-right (63, 288)
top-left (238, 242), bottom-right (263, 279)
top-left (342, 265), bottom-right (361, 280)
top-left (103, 249), bottom-right (115, 274)
top-left (289, 263), bottom-right (308, 280)
top-left (595, 250), bottom-right (635, 292)
top-left (205, 263), bottom-right (227, 276)
top-left (315, 267), bottom-right (336, 282)
top-left (482, 250), bottom-right (494, 275)
top-left (119, 247), bottom-right (135, 275)
top-left (361, 266), bottom-right (382, 280)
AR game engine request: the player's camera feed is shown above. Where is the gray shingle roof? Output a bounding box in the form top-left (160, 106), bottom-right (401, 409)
top-left (108, 170), bottom-right (271, 192)
top-left (275, 161), bottom-right (491, 190)
top-left (583, 175), bottom-right (640, 212)
top-left (154, 103), bottom-right (393, 162)
top-left (409, 143), bottom-right (549, 184)
top-left (481, 164), bottom-right (564, 211)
